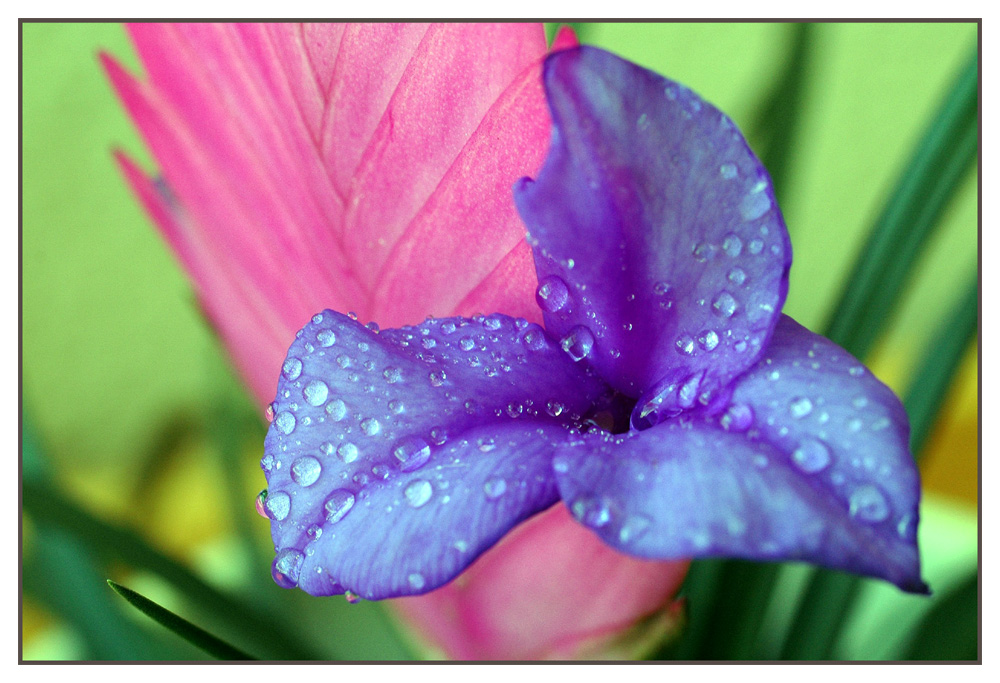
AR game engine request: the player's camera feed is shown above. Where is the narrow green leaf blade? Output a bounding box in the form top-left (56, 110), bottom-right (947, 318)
top-left (108, 580), bottom-right (254, 660)
top-left (824, 50), bottom-right (978, 357)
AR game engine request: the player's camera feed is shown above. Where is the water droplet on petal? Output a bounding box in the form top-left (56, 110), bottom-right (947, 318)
top-left (728, 267), bottom-right (747, 287)
top-left (429, 427), bottom-right (448, 446)
top-left (303, 380), bottom-right (329, 406)
top-left (360, 417), bottom-right (381, 436)
top-left (483, 477), bottom-right (507, 499)
top-left (274, 411), bottom-right (296, 435)
top-left (522, 326), bottom-right (548, 351)
top-left (291, 456), bottom-right (322, 487)
top-left (849, 365), bottom-right (865, 377)
top-left (618, 514), bottom-right (651, 544)
top-left (254, 489), bottom-right (269, 517)
top-left (404, 479), bottom-right (433, 508)
top-left (791, 438), bottom-right (832, 474)
top-left (675, 334), bottom-right (695, 356)
top-left (722, 233), bottom-right (743, 257)
top-left (789, 396), bottom-right (813, 419)
top-left (265, 403), bottom-right (276, 423)
top-left (697, 329), bottom-right (719, 351)
top-left (326, 399), bottom-right (347, 421)
top-left (712, 292), bottom-right (737, 318)
top-left (271, 548), bottom-right (304, 589)
top-left (264, 491), bottom-right (290, 521)
top-left (440, 321), bottom-right (456, 335)
top-left (719, 163), bottom-right (738, 179)
top-left (382, 367), bottom-right (402, 384)
top-left (408, 573), bottom-right (426, 591)
top-left (720, 403), bottom-right (754, 432)
top-left (459, 337), bottom-right (475, 351)
top-left (337, 442), bottom-right (359, 463)
top-left (429, 371), bottom-right (447, 387)
top-left (740, 190), bottom-right (771, 221)
top-left (317, 329), bottom-right (336, 347)
top-left (546, 400), bottom-right (565, 417)
top-left (483, 316), bottom-right (502, 331)
top-left (560, 326), bottom-right (594, 362)
top-left (849, 485), bottom-right (890, 522)
top-left (748, 239), bottom-right (764, 255)
top-left (571, 496), bottom-right (612, 528)
top-left (393, 436), bottom-right (431, 472)
top-left (344, 591), bottom-right (361, 604)
top-left (536, 275), bottom-right (570, 313)
top-left (282, 357), bottom-right (302, 380)
top-left (692, 242), bottom-right (716, 262)
top-left (477, 437), bottom-right (496, 453)
top-left (325, 489), bottom-right (356, 523)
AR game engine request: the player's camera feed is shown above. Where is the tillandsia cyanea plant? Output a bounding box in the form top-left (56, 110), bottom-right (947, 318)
top-left (106, 22), bottom-right (927, 659)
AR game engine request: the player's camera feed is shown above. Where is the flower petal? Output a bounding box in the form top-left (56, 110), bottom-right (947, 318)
top-left (514, 46), bottom-right (790, 409)
top-left (263, 310), bottom-right (609, 599)
top-left (552, 316), bottom-right (926, 593)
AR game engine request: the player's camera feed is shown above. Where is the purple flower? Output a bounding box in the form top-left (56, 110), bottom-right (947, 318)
top-left (260, 46), bottom-right (927, 601)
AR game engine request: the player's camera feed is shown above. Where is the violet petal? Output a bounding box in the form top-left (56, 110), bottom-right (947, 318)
top-left (262, 310), bottom-right (609, 599)
top-left (514, 46), bottom-right (790, 411)
top-left (552, 315), bottom-right (926, 593)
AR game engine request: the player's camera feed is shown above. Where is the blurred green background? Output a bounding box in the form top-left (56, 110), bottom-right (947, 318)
top-left (21, 22), bottom-right (978, 660)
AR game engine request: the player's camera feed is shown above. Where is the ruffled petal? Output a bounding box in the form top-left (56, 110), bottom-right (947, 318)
top-left (552, 316), bottom-right (926, 593)
top-left (514, 46), bottom-right (790, 410)
top-left (262, 310), bottom-right (610, 599)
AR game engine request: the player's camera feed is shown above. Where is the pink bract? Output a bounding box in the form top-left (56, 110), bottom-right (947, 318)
top-left (105, 22), bottom-right (687, 660)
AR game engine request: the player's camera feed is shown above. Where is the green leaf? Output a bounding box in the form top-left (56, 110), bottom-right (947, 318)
top-left (904, 277), bottom-right (979, 454)
top-left (902, 572), bottom-right (979, 660)
top-left (824, 50), bottom-right (978, 358)
top-left (107, 580), bottom-right (254, 660)
top-left (22, 478), bottom-right (321, 660)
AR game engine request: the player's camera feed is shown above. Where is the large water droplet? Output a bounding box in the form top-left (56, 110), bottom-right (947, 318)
top-left (483, 477), bottom-right (507, 500)
top-left (560, 326), bottom-right (594, 362)
top-left (546, 400), bottom-right (565, 417)
top-left (459, 336), bottom-right (475, 351)
top-left (404, 479), bottom-right (433, 508)
top-left (408, 573), bottom-right (426, 591)
top-left (303, 380), bottom-right (329, 406)
top-left (271, 548), bottom-right (304, 589)
top-left (360, 417), bottom-right (381, 436)
top-left (325, 489), bottom-right (355, 523)
top-left (788, 396), bottom-right (813, 419)
top-left (791, 438), bottom-right (832, 474)
top-left (382, 367), bottom-right (402, 384)
top-left (740, 187), bottom-right (771, 221)
top-left (265, 491), bottom-right (290, 521)
top-left (536, 275), bottom-right (570, 313)
top-left (317, 329), bottom-right (336, 347)
top-left (483, 316), bottom-right (502, 331)
top-left (291, 456), bottom-right (322, 487)
top-left (698, 329), bottom-right (720, 351)
top-left (440, 321), bottom-right (457, 335)
top-left (712, 292), bottom-right (737, 318)
top-left (849, 485), bottom-right (890, 522)
top-left (337, 442), bottom-right (359, 463)
top-left (326, 398), bottom-right (347, 421)
top-left (282, 357), bottom-right (302, 380)
top-left (618, 514), bottom-right (652, 544)
top-left (720, 403), bottom-right (754, 432)
top-left (274, 411), bottom-right (296, 435)
top-left (728, 267), bottom-right (747, 287)
top-left (722, 233), bottom-right (743, 257)
top-left (571, 496), bottom-right (613, 528)
top-left (675, 334), bottom-right (695, 356)
top-left (393, 436), bottom-right (431, 472)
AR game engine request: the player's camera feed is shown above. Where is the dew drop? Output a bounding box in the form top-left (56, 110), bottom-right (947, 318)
top-left (404, 479), bottom-right (433, 508)
top-left (483, 477), bottom-right (507, 500)
top-left (360, 417), bottom-right (381, 436)
top-left (303, 380), bottom-right (329, 406)
top-left (523, 326), bottom-right (548, 351)
top-left (720, 403), bottom-right (754, 432)
top-left (849, 485), bottom-right (890, 522)
top-left (722, 233), bottom-right (743, 257)
top-left (653, 281), bottom-right (672, 297)
top-left (282, 357), bottom-right (303, 380)
top-left (618, 514), bottom-right (652, 544)
top-left (393, 435), bottom-right (431, 472)
top-left (382, 367), bottom-right (402, 384)
top-left (712, 292), bottom-right (737, 318)
top-left (254, 489), bottom-right (269, 518)
top-left (388, 399), bottom-right (405, 415)
top-left (692, 242), bottom-right (716, 262)
top-left (326, 399), bottom-right (347, 421)
top-left (337, 442), bottom-right (359, 463)
top-left (788, 396), bottom-right (813, 419)
top-left (728, 267), bottom-right (747, 287)
top-left (408, 573), bottom-right (426, 591)
top-left (336, 354), bottom-right (351, 369)
top-left (429, 427), bottom-right (448, 446)
top-left (274, 411), bottom-right (296, 435)
top-left (506, 403), bottom-right (523, 418)
top-left (325, 489), bottom-right (356, 524)
top-left (560, 325), bottom-right (594, 362)
top-left (697, 329), bottom-right (720, 351)
top-left (344, 591), bottom-right (361, 604)
top-left (317, 329), bottom-right (336, 347)
top-left (265, 403), bottom-right (276, 423)
top-left (571, 496), bottom-right (612, 528)
top-left (264, 491), bottom-right (290, 521)
top-left (459, 336), bottom-right (475, 351)
top-left (849, 365), bottom-right (865, 377)
top-left (271, 548), bottom-right (304, 589)
top-left (483, 316), bottom-right (502, 331)
top-left (852, 396), bottom-right (869, 410)
top-left (740, 190), bottom-right (771, 221)
top-left (291, 456), bottom-right (322, 487)
top-left (791, 438), bottom-right (832, 474)
top-left (478, 437), bottom-right (496, 453)
top-left (748, 239), bottom-right (764, 255)
top-left (535, 275), bottom-right (570, 313)
top-left (675, 334), bottom-right (695, 356)
top-left (440, 321), bottom-right (456, 335)
top-left (429, 371), bottom-right (447, 387)
top-left (546, 400), bottom-right (565, 417)
top-left (719, 163), bottom-right (738, 179)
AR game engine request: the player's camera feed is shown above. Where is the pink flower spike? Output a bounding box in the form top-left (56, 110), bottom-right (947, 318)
top-left (108, 22), bottom-right (688, 659)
